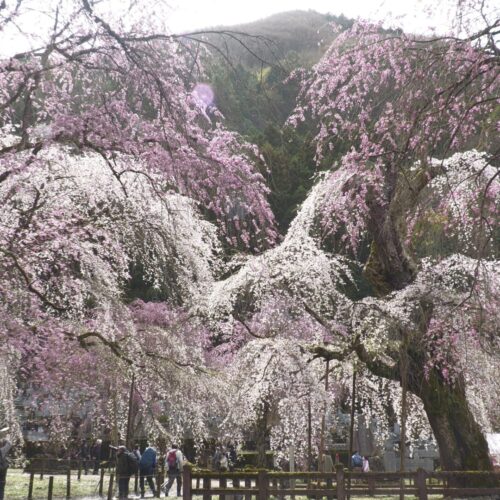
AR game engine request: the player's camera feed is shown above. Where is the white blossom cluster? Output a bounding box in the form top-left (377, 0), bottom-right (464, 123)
top-left (0, 144), bottom-right (222, 319)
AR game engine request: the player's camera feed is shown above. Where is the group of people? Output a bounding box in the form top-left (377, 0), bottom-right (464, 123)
top-left (0, 428), bottom-right (373, 500)
top-left (212, 445), bottom-right (237, 471)
top-left (68, 438), bottom-right (104, 474)
top-left (115, 443), bottom-right (184, 499)
top-left (351, 450), bottom-right (370, 472)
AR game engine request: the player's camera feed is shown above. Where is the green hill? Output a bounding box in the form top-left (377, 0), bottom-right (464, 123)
top-left (198, 11), bottom-right (354, 232)
top-left (205, 10), bottom-right (352, 68)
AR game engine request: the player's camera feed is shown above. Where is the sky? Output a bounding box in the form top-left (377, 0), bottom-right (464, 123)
top-left (1, 0), bottom-right (497, 57)
top-left (165, 0), bottom-right (458, 34)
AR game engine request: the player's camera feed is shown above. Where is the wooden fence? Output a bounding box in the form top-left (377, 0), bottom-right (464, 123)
top-left (183, 465), bottom-right (500, 499)
top-left (23, 457), bottom-right (166, 499)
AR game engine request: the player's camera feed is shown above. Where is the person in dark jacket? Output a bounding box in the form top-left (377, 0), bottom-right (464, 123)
top-left (0, 432), bottom-right (12, 500)
top-left (139, 443), bottom-right (157, 498)
top-left (116, 445), bottom-right (132, 499)
top-left (91, 439), bottom-right (102, 474)
top-left (79, 440), bottom-right (90, 474)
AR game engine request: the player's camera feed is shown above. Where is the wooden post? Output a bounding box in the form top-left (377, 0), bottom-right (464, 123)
top-left (348, 366), bottom-right (357, 500)
top-left (289, 445), bottom-right (296, 500)
top-left (77, 460), bottom-right (82, 480)
top-left (336, 465), bottom-right (345, 500)
top-left (257, 469), bottom-right (268, 500)
top-left (40, 457), bottom-right (45, 480)
top-left (319, 359), bottom-right (330, 472)
top-left (156, 468), bottom-right (162, 497)
top-left (348, 368), bottom-right (356, 467)
top-left (183, 465), bottom-right (192, 500)
top-left (368, 475), bottom-right (375, 495)
top-left (107, 473), bottom-right (114, 500)
top-left (28, 472), bottom-right (35, 500)
top-left (307, 400), bottom-right (312, 471)
top-left (66, 466), bottom-right (71, 498)
top-left (99, 468), bottom-right (105, 496)
top-left (126, 373), bottom-right (135, 448)
top-left (220, 475), bottom-right (227, 500)
top-left (326, 475), bottom-right (333, 500)
top-left (203, 476), bottom-right (210, 500)
top-left (244, 477), bottom-right (252, 500)
top-left (399, 332), bottom-right (408, 500)
top-left (47, 476), bottom-right (54, 500)
top-left (416, 468), bottom-right (428, 500)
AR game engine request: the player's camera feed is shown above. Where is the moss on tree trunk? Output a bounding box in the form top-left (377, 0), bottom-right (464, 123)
top-left (411, 372), bottom-right (495, 486)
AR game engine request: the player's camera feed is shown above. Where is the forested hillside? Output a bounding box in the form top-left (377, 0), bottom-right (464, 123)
top-left (203, 10), bottom-right (351, 230)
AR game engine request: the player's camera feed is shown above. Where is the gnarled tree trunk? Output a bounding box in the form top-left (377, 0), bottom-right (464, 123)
top-left (412, 372), bottom-right (494, 486)
top-left (361, 193), bottom-right (494, 485)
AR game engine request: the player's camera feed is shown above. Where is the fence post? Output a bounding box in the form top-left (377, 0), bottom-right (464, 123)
top-left (28, 472), bottom-right (35, 500)
top-left (99, 468), bottom-right (105, 496)
top-left (336, 464), bottom-right (345, 500)
top-left (244, 477), bottom-right (252, 500)
top-left (326, 474), bottom-right (333, 500)
top-left (47, 476), bottom-right (54, 500)
top-left (40, 458), bottom-right (45, 480)
top-left (77, 460), bottom-right (82, 481)
top-left (66, 465), bottom-right (71, 498)
top-left (416, 468), bottom-right (428, 500)
top-left (183, 465), bottom-right (192, 500)
top-left (257, 469), bottom-right (268, 500)
top-left (156, 468), bottom-right (162, 497)
top-left (220, 474), bottom-right (227, 500)
top-left (203, 476), bottom-right (210, 500)
top-left (107, 473), bottom-right (114, 500)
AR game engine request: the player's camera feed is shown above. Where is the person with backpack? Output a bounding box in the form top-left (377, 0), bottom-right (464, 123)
top-left (0, 429), bottom-right (12, 500)
top-left (115, 445), bottom-right (139, 499)
top-left (351, 450), bottom-right (363, 469)
top-left (162, 444), bottom-right (183, 497)
top-left (139, 443), bottom-right (157, 498)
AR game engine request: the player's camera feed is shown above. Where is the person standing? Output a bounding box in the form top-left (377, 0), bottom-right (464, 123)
top-left (351, 450), bottom-right (363, 470)
top-left (0, 431), bottom-right (12, 500)
top-left (133, 444), bottom-right (141, 462)
top-left (116, 445), bottom-right (133, 499)
top-left (139, 443), bottom-right (157, 498)
top-left (79, 440), bottom-right (90, 474)
top-left (162, 444), bottom-right (183, 497)
top-left (91, 439), bottom-right (102, 474)
top-left (212, 446), bottom-right (223, 471)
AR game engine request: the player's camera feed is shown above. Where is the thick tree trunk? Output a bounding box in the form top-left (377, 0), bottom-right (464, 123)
top-left (255, 404), bottom-right (269, 468)
top-left (411, 372), bottom-right (494, 486)
top-left (358, 181), bottom-right (494, 482)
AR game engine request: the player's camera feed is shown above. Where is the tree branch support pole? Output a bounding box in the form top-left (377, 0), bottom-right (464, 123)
top-left (348, 363), bottom-right (357, 499)
top-left (399, 333), bottom-right (408, 500)
top-left (307, 399), bottom-right (312, 471)
top-left (319, 359), bottom-right (330, 472)
top-left (126, 372), bottom-right (135, 448)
